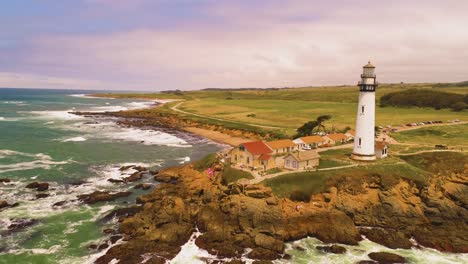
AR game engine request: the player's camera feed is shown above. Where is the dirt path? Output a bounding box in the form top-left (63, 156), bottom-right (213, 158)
top-left (171, 101), bottom-right (282, 130)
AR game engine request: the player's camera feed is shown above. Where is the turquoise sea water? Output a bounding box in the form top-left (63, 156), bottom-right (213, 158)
top-left (0, 88), bottom-right (221, 263)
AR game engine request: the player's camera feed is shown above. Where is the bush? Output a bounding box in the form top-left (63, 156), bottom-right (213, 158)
top-left (193, 153), bottom-right (218, 171)
top-left (450, 101), bottom-right (467, 112)
top-left (289, 190), bottom-right (310, 202)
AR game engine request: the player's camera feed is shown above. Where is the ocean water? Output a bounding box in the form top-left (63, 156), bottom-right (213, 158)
top-left (0, 88), bottom-right (466, 264)
top-left (0, 88), bottom-right (221, 264)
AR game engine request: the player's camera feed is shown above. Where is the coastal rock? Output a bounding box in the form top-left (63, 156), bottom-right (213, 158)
top-left (68, 180), bottom-right (88, 186)
top-left (124, 171), bottom-right (145, 182)
top-left (108, 178), bottom-right (124, 184)
top-left (110, 235), bottom-right (123, 244)
top-left (368, 252), bottom-right (407, 263)
top-left (0, 200), bottom-right (9, 209)
top-left (35, 193), bottom-right (50, 199)
top-left (134, 183), bottom-right (153, 190)
top-left (98, 165), bottom-right (361, 263)
top-left (52, 201), bottom-right (68, 207)
top-left (313, 167), bottom-right (468, 253)
top-left (25, 182), bottom-right (49, 191)
top-left (133, 166), bottom-right (147, 172)
top-left (100, 206), bottom-right (142, 223)
top-left (0, 178), bottom-right (11, 183)
top-left (119, 165), bottom-right (135, 171)
top-left (3, 219), bottom-right (39, 235)
top-left (316, 244), bottom-right (347, 254)
top-left (359, 228), bottom-right (412, 249)
top-left (78, 191), bottom-right (131, 204)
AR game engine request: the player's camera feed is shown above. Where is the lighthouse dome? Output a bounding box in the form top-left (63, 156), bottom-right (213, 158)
top-left (363, 61), bottom-right (375, 68)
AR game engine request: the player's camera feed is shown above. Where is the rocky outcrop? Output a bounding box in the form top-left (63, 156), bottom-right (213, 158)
top-left (96, 165), bottom-right (360, 263)
top-left (78, 191), bottom-right (132, 204)
top-left (134, 183), bottom-right (152, 190)
top-left (2, 219), bottom-right (39, 236)
top-left (0, 178), bottom-right (11, 183)
top-left (312, 165), bottom-right (468, 253)
top-left (0, 200), bottom-right (9, 209)
top-left (316, 244), bottom-right (346, 254)
top-left (368, 252), bottom-right (407, 263)
top-left (25, 182), bottom-right (49, 191)
top-left (96, 160), bottom-right (468, 263)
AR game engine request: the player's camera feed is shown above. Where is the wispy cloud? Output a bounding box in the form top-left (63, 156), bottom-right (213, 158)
top-left (1, 0), bottom-right (468, 90)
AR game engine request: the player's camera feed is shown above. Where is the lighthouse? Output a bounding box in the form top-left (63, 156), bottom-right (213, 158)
top-left (351, 61), bottom-right (378, 161)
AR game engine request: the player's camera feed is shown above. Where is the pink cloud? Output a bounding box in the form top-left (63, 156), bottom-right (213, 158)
top-left (2, 0), bottom-right (468, 90)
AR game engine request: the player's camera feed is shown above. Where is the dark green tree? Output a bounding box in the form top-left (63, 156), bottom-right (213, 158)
top-left (295, 121), bottom-right (318, 137)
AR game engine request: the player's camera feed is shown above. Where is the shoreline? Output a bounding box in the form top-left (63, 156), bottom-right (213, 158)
top-left (74, 95), bottom-right (468, 263)
top-left (74, 95), bottom-right (256, 147)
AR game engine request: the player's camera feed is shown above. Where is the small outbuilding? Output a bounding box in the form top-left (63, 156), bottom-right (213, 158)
top-left (283, 151), bottom-right (320, 171)
top-left (265, 139), bottom-right (297, 154)
top-left (375, 141), bottom-right (388, 159)
top-left (296, 136), bottom-right (326, 149)
top-left (322, 133), bottom-right (348, 145)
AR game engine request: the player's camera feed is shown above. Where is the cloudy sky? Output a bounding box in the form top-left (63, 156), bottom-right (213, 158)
top-left (1, 0), bottom-right (467, 90)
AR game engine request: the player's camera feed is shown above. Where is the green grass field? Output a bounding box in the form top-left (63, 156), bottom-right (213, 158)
top-left (391, 124), bottom-right (468, 146)
top-left (95, 82), bottom-right (467, 137)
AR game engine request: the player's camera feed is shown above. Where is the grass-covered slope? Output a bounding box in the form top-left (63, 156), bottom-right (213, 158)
top-left (262, 152), bottom-right (464, 199)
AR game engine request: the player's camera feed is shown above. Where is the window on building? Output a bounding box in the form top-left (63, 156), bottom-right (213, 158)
top-left (361, 105), bottom-right (365, 114)
top-left (235, 155), bottom-right (237, 161)
top-left (286, 159), bottom-right (290, 167)
top-left (359, 138), bottom-right (362, 146)
top-left (239, 145), bottom-right (245, 151)
top-left (246, 157), bottom-right (250, 164)
top-left (293, 161), bottom-right (297, 168)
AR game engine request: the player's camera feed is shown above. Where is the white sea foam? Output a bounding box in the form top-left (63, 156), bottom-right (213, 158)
top-left (102, 126), bottom-right (191, 147)
top-left (0, 150), bottom-right (69, 174)
top-left (70, 94), bottom-right (113, 99)
top-left (277, 236), bottom-right (468, 264)
top-left (177, 156), bottom-right (191, 164)
top-left (62, 136), bottom-right (87, 142)
top-left (27, 110), bottom-right (84, 120)
top-left (88, 162), bottom-right (162, 187)
top-left (90, 105), bottom-right (129, 112)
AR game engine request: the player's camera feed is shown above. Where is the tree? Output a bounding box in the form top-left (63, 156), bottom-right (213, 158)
top-left (295, 115), bottom-right (333, 138)
top-left (316, 115), bottom-right (332, 132)
top-left (450, 101), bottom-right (467, 112)
top-left (295, 121), bottom-right (318, 137)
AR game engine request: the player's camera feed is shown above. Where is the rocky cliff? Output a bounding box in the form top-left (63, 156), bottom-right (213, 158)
top-left (96, 162), bottom-right (467, 263)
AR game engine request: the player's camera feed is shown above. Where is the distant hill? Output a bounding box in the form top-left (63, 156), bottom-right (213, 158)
top-left (433, 81), bottom-right (468, 88)
top-left (380, 89), bottom-right (468, 111)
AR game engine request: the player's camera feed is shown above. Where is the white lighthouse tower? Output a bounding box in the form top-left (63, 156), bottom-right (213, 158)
top-left (351, 61), bottom-right (378, 161)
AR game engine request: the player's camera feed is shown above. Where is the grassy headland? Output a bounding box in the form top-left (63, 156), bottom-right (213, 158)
top-left (92, 82), bottom-right (468, 138)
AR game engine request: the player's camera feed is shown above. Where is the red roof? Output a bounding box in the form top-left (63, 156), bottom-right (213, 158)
top-left (241, 141), bottom-right (272, 155)
top-left (259, 153), bottom-right (272, 160)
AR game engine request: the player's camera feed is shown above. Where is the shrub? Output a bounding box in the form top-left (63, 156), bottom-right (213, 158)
top-left (289, 190), bottom-right (310, 202)
top-left (450, 101), bottom-right (467, 112)
top-left (193, 153), bottom-right (218, 171)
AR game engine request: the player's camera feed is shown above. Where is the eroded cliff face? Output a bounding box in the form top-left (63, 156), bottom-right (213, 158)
top-left (96, 163), bottom-right (467, 263)
top-left (312, 166), bottom-right (468, 253)
top-left (96, 165), bottom-right (360, 264)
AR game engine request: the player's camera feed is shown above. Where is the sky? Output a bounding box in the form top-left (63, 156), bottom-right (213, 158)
top-left (1, 0), bottom-right (467, 91)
